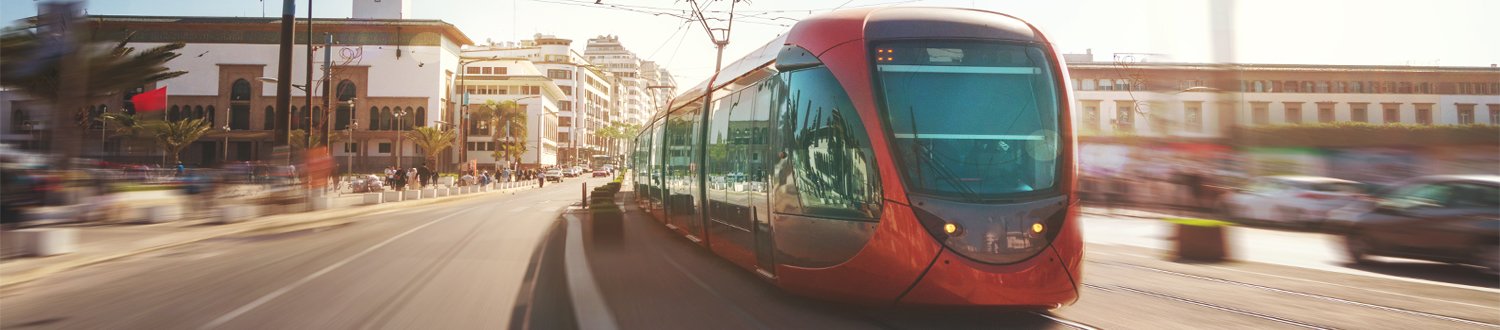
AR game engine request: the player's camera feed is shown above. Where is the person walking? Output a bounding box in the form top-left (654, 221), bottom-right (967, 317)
top-left (537, 169), bottom-right (545, 188)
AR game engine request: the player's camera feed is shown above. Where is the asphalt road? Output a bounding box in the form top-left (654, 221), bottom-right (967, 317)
top-left (3, 182), bottom-right (1496, 329)
top-left (585, 198), bottom-right (1500, 329)
top-left (0, 177), bottom-right (611, 329)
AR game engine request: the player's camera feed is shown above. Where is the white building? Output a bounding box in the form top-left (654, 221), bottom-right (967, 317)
top-left (0, 9), bottom-right (474, 171)
top-left (451, 55), bottom-right (565, 170)
top-left (584, 35), bottom-right (654, 125)
top-left (463, 34), bottom-right (616, 168)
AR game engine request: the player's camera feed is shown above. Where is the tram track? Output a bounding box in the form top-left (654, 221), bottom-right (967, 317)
top-left (1091, 261), bottom-right (1500, 329)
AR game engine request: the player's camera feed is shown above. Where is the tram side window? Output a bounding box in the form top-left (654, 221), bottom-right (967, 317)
top-left (779, 66), bottom-right (882, 220)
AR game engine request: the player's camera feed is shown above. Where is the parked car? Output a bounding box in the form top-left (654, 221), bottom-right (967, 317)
top-left (593, 169), bottom-right (609, 177)
top-left (545, 169), bottom-right (564, 182)
top-left (1223, 175), bottom-right (1367, 226)
top-left (350, 175), bottom-right (384, 193)
top-left (1338, 175), bottom-right (1500, 274)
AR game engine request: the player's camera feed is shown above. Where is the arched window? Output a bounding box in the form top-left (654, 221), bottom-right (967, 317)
top-left (369, 107), bottom-right (380, 131)
top-left (206, 105), bottom-right (216, 126)
top-left (336, 80), bottom-right (356, 130)
top-left (381, 107), bottom-right (393, 131)
top-left (336, 80), bottom-right (356, 101)
top-left (405, 107), bottom-right (415, 129)
top-left (169, 105), bottom-right (180, 121)
top-left (194, 105), bottom-right (205, 120)
top-left (295, 106), bottom-right (307, 131)
top-left (231, 79), bottom-right (252, 101)
top-left (312, 106), bottom-right (322, 128)
top-left (415, 107), bottom-right (426, 127)
top-left (263, 106), bottom-right (276, 130)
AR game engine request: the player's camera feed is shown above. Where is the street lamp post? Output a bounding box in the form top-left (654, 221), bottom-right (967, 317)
top-left (347, 119), bottom-right (358, 174)
top-left (222, 124), bottom-right (231, 163)
top-left (393, 109), bottom-right (407, 168)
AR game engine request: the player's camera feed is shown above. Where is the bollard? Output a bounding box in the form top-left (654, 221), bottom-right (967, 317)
top-left (217, 205), bottom-right (255, 224)
top-left (1168, 217), bottom-right (1233, 262)
top-left (383, 190), bottom-right (403, 203)
top-left (404, 189), bottom-right (422, 201)
top-left (363, 193), bottom-right (384, 205)
top-left (9, 228), bottom-right (79, 256)
top-left (582, 182), bottom-right (588, 208)
top-left (142, 205), bottom-right (181, 224)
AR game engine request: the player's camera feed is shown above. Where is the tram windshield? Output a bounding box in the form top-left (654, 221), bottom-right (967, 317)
top-left (873, 41), bottom-right (1062, 200)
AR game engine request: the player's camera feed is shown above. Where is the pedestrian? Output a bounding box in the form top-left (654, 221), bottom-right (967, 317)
top-left (175, 161), bottom-right (186, 177)
top-left (537, 169), bottom-right (545, 188)
top-left (416, 164), bottom-right (431, 188)
top-left (405, 168), bottom-right (417, 189)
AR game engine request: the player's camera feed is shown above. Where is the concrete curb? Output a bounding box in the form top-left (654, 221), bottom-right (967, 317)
top-left (0, 183), bottom-right (541, 291)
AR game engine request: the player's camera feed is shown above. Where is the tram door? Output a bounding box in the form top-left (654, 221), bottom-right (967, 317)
top-left (748, 79), bottom-right (777, 275)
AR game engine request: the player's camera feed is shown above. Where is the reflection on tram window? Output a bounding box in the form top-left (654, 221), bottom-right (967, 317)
top-left (781, 65), bottom-right (882, 220)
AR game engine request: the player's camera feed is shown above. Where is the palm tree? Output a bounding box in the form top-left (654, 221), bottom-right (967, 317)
top-left (471, 100), bottom-right (528, 169)
top-left (2, 27), bottom-right (187, 168)
top-left (403, 126), bottom-right (457, 170)
top-left (99, 112), bottom-right (145, 138)
top-left (141, 118), bottom-right (212, 164)
top-left (595, 122), bottom-right (641, 164)
top-left (289, 129), bottom-right (346, 150)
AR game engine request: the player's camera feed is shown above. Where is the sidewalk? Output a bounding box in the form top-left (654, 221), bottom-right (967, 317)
top-left (0, 181), bottom-right (541, 290)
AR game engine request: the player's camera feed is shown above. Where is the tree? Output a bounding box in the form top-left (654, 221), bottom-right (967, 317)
top-left (471, 100), bottom-right (528, 169)
top-left (403, 126), bottom-right (457, 170)
top-left (99, 112), bottom-right (145, 138)
top-left (1, 25), bottom-right (187, 167)
top-left (289, 129), bottom-right (346, 150)
top-left (141, 118), bottom-right (211, 164)
top-left (595, 122), bottom-right (641, 164)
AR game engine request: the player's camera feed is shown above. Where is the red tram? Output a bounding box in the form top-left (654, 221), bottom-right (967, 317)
top-left (631, 7), bottom-right (1081, 308)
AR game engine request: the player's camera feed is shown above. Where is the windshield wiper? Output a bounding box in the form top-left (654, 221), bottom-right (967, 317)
top-left (907, 106), bottom-right (982, 203)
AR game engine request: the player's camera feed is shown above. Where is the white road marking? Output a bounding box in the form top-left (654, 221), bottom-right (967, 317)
top-left (200, 209), bottom-right (472, 329)
top-left (1203, 265), bottom-right (1500, 310)
top-left (1031, 312), bottom-right (1099, 330)
top-left (561, 214), bottom-right (618, 330)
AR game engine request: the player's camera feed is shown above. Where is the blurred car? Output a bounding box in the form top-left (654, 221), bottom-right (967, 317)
top-left (545, 169), bottom-right (563, 182)
top-left (350, 175), bottom-right (384, 193)
top-left (1339, 175), bottom-right (1500, 274)
top-left (1223, 175), bottom-right (1366, 226)
top-left (593, 169), bottom-right (609, 177)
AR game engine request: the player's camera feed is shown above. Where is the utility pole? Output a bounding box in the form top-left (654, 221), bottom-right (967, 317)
top-left (304, 0), bottom-right (313, 149)
top-left (274, 0), bottom-right (294, 148)
top-left (323, 33), bottom-right (333, 152)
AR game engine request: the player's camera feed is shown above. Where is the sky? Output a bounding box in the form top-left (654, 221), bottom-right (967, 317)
top-left (4, 0), bottom-right (1497, 88)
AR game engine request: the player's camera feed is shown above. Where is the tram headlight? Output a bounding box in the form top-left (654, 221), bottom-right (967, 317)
top-left (943, 223), bottom-right (962, 236)
top-left (912, 204), bottom-right (1069, 264)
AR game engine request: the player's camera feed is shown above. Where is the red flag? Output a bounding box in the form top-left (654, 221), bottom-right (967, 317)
top-left (131, 86), bottom-right (167, 112)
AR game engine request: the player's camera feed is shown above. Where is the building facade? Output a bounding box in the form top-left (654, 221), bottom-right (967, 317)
top-left (0, 13), bottom-right (473, 172)
top-left (584, 35), bottom-right (678, 126)
top-left (1066, 54), bottom-right (1500, 185)
top-left (1068, 59), bottom-right (1500, 138)
top-left (462, 34), bottom-right (616, 169)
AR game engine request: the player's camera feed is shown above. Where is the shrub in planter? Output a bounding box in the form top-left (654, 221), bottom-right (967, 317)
top-left (588, 201), bottom-right (624, 243)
